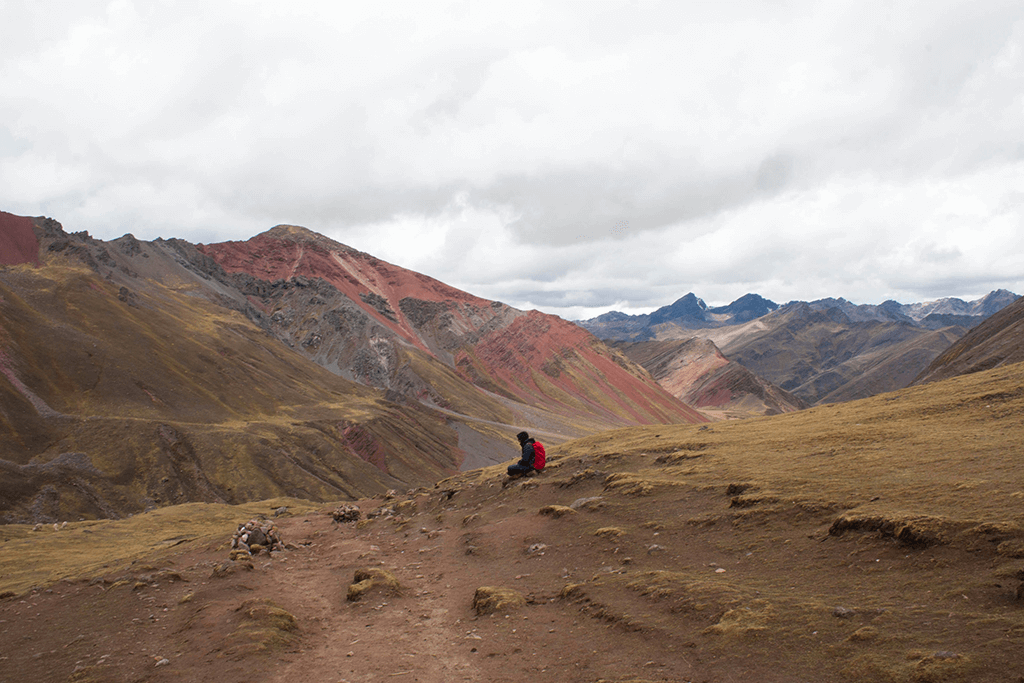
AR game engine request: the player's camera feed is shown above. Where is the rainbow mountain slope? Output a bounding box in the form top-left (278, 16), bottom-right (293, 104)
top-left (196, 225), bottom-right (705, 431)
top-left (0, 213), bottom-right (704, 522)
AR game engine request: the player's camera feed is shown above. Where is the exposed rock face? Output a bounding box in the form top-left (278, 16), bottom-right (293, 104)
top-left (195, 226), bottom-right (706, 429)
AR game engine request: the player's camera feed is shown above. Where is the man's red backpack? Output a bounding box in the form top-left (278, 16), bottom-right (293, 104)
top-left (533, 441), bottom-right (546, 471)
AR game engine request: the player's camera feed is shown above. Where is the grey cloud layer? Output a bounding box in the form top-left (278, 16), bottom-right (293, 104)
top-left (1, 1), bottom-right (1022, 317)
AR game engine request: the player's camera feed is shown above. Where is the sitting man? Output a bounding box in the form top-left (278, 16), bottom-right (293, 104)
top-left (507, 430), bottom-right (536, 477)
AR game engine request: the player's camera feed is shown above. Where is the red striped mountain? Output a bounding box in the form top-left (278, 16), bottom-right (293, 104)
top-left (195, 225), bottom-right (703, 432)
top-left (1, 215), bottom-right (704, 522)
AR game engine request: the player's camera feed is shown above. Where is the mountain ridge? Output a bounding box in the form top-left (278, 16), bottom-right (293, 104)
top-left (578, 289), bottom-right (1019, 406)
top-left (578, 290), bottom-right (1019, 337)
top-left (0, 212), bottom-right (705, 522)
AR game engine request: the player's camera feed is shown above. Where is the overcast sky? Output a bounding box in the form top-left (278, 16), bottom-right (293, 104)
top-left (2, 1), bottom-right (1022, 319)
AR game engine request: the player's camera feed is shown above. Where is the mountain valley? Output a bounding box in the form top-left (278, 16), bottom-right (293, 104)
top-left (2, 210), bottom-right (1024, 682)
top-left (0, 212), bottom-right (702, 524)
top-left (2, 341), bottom-right (1022, 682)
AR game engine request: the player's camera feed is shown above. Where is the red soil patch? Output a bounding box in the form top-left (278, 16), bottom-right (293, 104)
top-left (0, 212), bottom-right (40, 266)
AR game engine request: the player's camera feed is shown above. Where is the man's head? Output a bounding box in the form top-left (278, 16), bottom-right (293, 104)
top-left (516, 431), bottom-right (530, 445)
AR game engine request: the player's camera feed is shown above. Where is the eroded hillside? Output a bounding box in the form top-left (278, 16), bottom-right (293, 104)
top-left (915, 295), bottom-right (1024, 385)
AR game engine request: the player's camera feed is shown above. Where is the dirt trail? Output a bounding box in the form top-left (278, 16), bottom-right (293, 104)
top-left (3, 444), bottom-right (1023, 683)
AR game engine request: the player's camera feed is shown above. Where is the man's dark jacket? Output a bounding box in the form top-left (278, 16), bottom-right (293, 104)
top-left (515, 439), bottom-right (536, 469)
top-left (507, 438), bottom-right (536, 476)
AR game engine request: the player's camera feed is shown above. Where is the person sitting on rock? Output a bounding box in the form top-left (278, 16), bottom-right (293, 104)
top-left (507, 431), bottom-right (536, 477)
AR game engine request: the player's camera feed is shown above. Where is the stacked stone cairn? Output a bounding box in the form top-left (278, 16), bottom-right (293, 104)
top-left (231, 519), bottom-right (284, 557)
top-left (331, 504), bottom-right (362, 523)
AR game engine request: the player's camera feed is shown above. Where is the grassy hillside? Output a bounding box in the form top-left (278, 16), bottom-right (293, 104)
top-left (0, 263), bottom-right (464, 521)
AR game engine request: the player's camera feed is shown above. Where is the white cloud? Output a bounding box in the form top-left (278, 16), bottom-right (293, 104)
top-left (1, 0), bottom-right (1022, 317)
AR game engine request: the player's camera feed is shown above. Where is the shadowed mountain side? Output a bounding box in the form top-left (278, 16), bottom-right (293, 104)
top-left (913, 295), bottom-right (1024, 385)
top-left (613, 338), bottom-right (806, 418)
top-left (808, 326), bottom-right (968, 404)
top-left (0, 261), bottom-right (464, 522)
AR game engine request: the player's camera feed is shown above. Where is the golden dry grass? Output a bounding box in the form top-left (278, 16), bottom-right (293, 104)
top-left (559, 360), bottom-right (1024, 533)
top-left (0, 497), bottom-right (320, 594)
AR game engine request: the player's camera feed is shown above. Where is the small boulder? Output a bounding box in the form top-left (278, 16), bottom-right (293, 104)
top-left (231, 598), bottom-right (298, 652)
top-left (212, 561), bottom-right (253, 578)
top-left (395, 499), bottom-right (417, 516)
